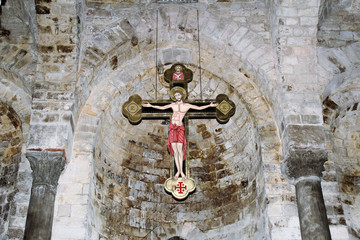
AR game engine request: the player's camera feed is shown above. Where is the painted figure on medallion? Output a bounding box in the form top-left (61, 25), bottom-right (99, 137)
top-left (172, 65), bottom-right (185, 81)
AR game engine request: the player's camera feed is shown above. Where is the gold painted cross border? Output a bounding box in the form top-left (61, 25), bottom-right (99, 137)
top-left (122, 93), bottom-right (235, 199)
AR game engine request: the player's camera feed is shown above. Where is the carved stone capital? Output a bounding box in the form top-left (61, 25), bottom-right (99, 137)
top-left (26, 150), bottom-right (65, 189)
top-left (282, 148), bottom-right (327, 181)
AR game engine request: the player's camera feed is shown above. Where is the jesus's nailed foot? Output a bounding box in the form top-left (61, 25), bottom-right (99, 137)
top-left (174, 172), bottom-right (180, 180)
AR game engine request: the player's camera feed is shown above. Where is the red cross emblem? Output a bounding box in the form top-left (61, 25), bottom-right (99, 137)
top-left (174, 181), bottom-right (187, 194)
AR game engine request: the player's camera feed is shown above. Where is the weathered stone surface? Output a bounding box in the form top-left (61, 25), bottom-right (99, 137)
top-left (283, 125), bottom-right (327, 150)
top-left (0, 102), bottom-right (23, 240)
top-left (26, 150), bottom-right (65, 187)
top-left (1, 0), bottom-right (359, 239)
top-left (296, 178), bottom-right (332, 240)
top-left (281, 124), bottom-right (328, 180)
top-left (24, 150), bottom-right (65, 240)
top-left (282, 148), bottom-right (327, 180)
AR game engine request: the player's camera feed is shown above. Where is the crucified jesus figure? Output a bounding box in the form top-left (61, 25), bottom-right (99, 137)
top-left (142, 90), bottom-right (218, 180)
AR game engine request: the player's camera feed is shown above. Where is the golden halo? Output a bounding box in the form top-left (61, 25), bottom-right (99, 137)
top-left (170, 87), bottom-right (187, 101)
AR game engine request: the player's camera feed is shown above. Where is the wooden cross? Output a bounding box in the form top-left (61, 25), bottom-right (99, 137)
top-left (122, 64), bottom-right (235, 199)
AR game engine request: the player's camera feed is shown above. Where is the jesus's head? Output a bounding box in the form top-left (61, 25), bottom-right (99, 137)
top-left (174, 91), bottom-right (184, 102)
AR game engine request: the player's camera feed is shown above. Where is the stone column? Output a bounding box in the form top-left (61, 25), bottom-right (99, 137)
top-left (295, 176), bottom-right (331, 239)
top-left (283, 149), bottom-right (332, 240)
top-left (24, 150), bottom-right (65, 240)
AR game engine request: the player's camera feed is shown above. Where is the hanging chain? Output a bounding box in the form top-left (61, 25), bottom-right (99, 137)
top-left (155, 9), bottom-right (159, 100)
top-left (197, 10), bottom-right (202, 100)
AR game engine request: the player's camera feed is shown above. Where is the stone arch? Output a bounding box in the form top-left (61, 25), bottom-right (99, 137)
top-left (74, 7), bottom-right (279, 129)
top-left (330, 106), bottom-right (360, 239)
top-left (54, 59), bottom-right (285, 240)
top-left (322, 65), bottom-right (360, 239)
top-left (52, 7), bottom-right (288, 240)
top-left (0, 68), bottom-right (32, 239)
top-left (0, 102), bottom-right (23, 239)
top-left (0, 67), bottom-right (32, 140)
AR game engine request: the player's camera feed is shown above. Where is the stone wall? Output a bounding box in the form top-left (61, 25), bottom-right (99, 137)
top-left (0, 102), bottom-right (22, 239)
top-left (0, 0), bottom-right (359, 239)
top-left (27, 0), bottom-right (78, 159)
top-left (87, 71), bottom-right (268, 239)
top-left (53, 2), bottom-right (303, 239)
top-left (318, 0), bottom-right (360, 48)
top-left (332, 107), bottom-right (360, 239)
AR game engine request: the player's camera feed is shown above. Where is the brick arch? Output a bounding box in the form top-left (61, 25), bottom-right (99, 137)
top-left (322, 64), bottom-right (360, 239)
top-left (74, 10), bottom-right (279, 128)
top-left (322, 65), bottom-right (360, 175)
top-left (330, 105), bottom-right (360, 173)
top-left (0, 68), bottom-right (32, 140)
top-left (0, 68), bottom-right (32, 239)
top-left (54, 9), bottom-right (283, 239)
top-left (322, 66), bottom-right (360, 130)
top-left (330, 108), bottom-right (360, 239)
top-left (54, 50), bottom-right (282, 239)
top-left (0, 102), bottom-right (22, 174)
top-left (75, 44), bottom-right (279, 166)
top-left (0, 102), bottom-right (23, 239)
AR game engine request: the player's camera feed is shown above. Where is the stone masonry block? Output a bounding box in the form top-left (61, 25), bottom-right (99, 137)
top-left (298, 8), bottom-right (320, 16)
top-left (57, 204), bottom-right (71, 217)
top-left (57, 183), bottom-right (83, 196)
top-left (282, 124), bottom-right (326, 150)
top-left (283, 55), bottom-right (299, 65)
top-left (329, 226), bottom-right (349, 240)
top-left (282, 148), bottom-right (327, 179)
top-left (27, 123), bottom-right (71, 150)
top-left (71, 204), bottom-right (88, 218)
top-left (280, 8), bottom-right (298, 17)
top-left (285, 18), bottom-right (299, 25)
top-left (301, 0), bottom-right (321, 7)
top-left (300, 17), bottom-right (318, 26)
top-left (228, 27), bottom-right (249, 46)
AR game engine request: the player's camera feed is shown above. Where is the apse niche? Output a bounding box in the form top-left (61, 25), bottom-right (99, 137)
top-left (89, 70), bottom-right (267, 239)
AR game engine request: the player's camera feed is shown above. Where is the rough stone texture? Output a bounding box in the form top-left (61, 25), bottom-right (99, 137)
top-left (270, 0), bottom-right (324, 131)
top-left (321, 160), bottom-right (349, 239)
top-left (318, 0), bottom-right (360, 48)
top-left (281, 124), bottom-right (328, 179)
top-left (329, 108), bottom-right (360, 239)
top-left (0, 102), bottom-right (22, 240)
top-left (0, 0), bottom-right (359, 239)
top-left (26, 0), bottom-right (78, 159)
top-left (282, 148), bottom-right (328, 180)
top-left (24, 150), bottom-right (65, 240)
top-left (83, 72), bottom-right (268, 239)
top-left (296, 177), bottom-right (331, 240)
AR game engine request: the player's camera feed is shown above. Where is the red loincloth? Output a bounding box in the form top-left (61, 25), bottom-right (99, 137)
top-left (167, 122), bottom-right (187, 160)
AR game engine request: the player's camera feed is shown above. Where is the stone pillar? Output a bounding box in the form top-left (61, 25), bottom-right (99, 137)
top-left (24, 150), bottom-right (65, 240)
top-left (283, 149), bottom-right (331, 240)
top-left (295, 177), bottom-right (331, 240)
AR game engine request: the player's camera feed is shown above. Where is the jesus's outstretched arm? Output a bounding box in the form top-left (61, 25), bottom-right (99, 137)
top-left (142, 102), bottom-right (173, 110)
top-left (187, 102), bottom-right (218, 110)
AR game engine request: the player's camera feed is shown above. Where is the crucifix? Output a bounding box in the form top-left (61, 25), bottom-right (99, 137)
top-left (122, 63), bottom-right (235, 200)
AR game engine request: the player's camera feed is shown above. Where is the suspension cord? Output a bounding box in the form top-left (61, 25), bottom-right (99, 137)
top-left (197, 10), bottom-right (202, 100)
top-left (155, 9), bottom-right (159, 100)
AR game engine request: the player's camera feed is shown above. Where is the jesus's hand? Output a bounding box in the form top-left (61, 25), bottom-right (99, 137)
top-left (210, 102), bottom-right (219, 107)
top-left (142, 102), bottom-right (151, 107)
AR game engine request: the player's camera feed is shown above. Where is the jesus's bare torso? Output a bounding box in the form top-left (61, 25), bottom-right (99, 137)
top-left (170, 102), bottom-right (190, 126)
